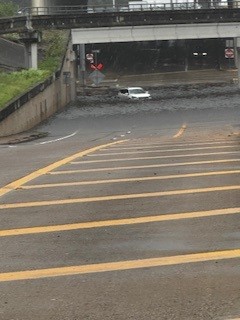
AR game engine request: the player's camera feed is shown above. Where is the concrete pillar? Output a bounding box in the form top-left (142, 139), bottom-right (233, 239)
top-left (25, 42), bottom-right (38, 69)
top-left (236, 38), bottom-right (240, 88)
top-left (20, 31), bottom-right (41, 70)
top-left (79, 44), bottom-right (86, 88)
top-left (234, 38), bottom-right (238, 69)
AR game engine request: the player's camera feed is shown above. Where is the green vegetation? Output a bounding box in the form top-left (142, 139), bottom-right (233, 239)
top-left (0, 70), bottom-right (50, 110)
top-left (0, 1), bottom-right (18, 17)
top-left (39, 31), bottom-right (69, 73)
top-left (0, 31), bottom-right (69, 110)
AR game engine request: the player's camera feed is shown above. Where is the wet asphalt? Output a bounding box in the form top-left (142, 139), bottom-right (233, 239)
top-left (0, 83), bottom-right (240, 320)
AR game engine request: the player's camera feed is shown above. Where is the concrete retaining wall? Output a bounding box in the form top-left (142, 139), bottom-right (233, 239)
top-left (0, 37), bottom-right (26, 69)
top-left (0, 42), bottom-right (76, 137)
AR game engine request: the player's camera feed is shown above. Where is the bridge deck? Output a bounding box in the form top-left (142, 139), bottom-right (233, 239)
top-left (1, 8), bottom-right (240, 34)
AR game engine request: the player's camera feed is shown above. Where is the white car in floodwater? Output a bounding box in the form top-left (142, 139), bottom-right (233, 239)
top-left (118, 87), bottom-right (151, 100)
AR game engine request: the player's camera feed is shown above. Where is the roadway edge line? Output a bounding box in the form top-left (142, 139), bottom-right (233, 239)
top-left (0, 140), bottom-right (127, 198)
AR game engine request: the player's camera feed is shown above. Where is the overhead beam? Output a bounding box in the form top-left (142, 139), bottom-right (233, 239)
top-left (72, 22), bottom-right (240, 44)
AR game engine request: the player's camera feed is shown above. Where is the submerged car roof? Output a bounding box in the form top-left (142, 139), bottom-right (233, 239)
top-left (120, 87), bottom-right (145, 90)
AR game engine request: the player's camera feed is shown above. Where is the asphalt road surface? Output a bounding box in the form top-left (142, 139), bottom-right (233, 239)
top-left (0, 85), bottom-right (240, 320)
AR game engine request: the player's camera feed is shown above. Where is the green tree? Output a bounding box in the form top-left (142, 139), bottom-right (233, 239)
top-left (0, 1), bottom-right (18, 17)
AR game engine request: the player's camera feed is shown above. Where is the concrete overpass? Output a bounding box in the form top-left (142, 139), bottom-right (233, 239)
top-left (1, 5), bottom-right (240, 83)
top-left (1, 7), bottom-right (240, 35)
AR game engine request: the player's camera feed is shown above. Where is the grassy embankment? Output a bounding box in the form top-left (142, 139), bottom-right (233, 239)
top-left (0, 24), bottom-right (68, 110)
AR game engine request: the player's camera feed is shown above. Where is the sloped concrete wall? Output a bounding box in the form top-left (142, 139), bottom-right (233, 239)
top-left (0, 37), bottom-right (27, 69)
top-left (0, 43), bottom-right (76, 137)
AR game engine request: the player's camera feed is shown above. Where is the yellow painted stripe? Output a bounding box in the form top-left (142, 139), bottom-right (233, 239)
top-left (74, 151), bottom-right (240, 163)
top-left (173, 124), bottom-right (187, 138)
top-left (87, 150), bottom-right (240, 157)
top-left (115, 140), bottom-right (237, 148)
top-left (21, 170), bottom-right (240, 190)
top-left (1, 185), bottom-right (240, 210)
top-left (51, 158), bottom-right (240, 174)
top-left (0, 207), bottom-right (239, 237)
top-left (0, 140), bottom-right (127, 198)
top-left (102, 144), bottom-right (238, 151)
top-left (0, 249), bottom-right (240, 282)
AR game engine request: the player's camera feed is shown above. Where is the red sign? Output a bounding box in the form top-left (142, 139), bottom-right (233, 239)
top-left (90, 64), bottom-right (97, 70)
top-left (90, 63), bottom-right (104, 70)
top-left (96, 63), bottom-right (103, 70)
top-left (225, 48), bottom-right (234, 59)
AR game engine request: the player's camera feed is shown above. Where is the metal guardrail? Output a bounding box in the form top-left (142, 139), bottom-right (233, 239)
top-left (17, 1), bottom-right (239, 16)
top-left (0, 68), bottom-right (62, 123)
top-left (0, 74), bottom-right (54, 122)
top-left (0, 2), bottom-right (239, 35)
top-left (0, 31), bottom-right (69, 123)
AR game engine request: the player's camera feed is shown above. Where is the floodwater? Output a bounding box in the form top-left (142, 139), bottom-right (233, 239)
top-left (61, 84), bottom-right (240, 119)
top-left (38, 83), bottom-right (240, 141)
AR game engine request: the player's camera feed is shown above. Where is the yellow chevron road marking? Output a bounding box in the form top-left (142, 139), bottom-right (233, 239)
top-left (0, 207), bottom-right (239, 237)
top-left (21, 170), bottom-right (240, 189)
top-left (114, 139), bottom-right (237, 148)
top-left (74, 151), bottom-right (240, 163)
top-left (103, 141), bottom-right (238, 150)
top-left (173, 124), bottom-right (187, 138)
top-left (0, 249), bottom-right (240, 282)
top-left (1, 185), bottom-right (240, 210)
top-left (50, 159), bottom-right (240, 174)
top-left (87, 150), bottom-right (240, 157)
top-left (0, 140), bottom-right (127, 198)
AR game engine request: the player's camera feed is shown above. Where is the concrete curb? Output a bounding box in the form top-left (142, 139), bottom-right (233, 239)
top-left (0, 132), bottom-right (48, 145)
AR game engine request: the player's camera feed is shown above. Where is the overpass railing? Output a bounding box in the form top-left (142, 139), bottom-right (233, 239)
top-left (18, 1), bottom-right (239, 16)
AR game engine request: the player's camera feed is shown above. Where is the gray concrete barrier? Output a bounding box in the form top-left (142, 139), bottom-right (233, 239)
top-left (0, 37), bottom-right (27, 69)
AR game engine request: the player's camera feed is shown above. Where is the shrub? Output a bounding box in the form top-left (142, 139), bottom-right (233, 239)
top-left (39, 31), bottom-right (68, 73)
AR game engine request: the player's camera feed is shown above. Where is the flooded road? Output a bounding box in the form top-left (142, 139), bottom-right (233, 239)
top-left (45, 83), bottom-right (240, 140)
top-left (0, 83), bottom-right (240, 320)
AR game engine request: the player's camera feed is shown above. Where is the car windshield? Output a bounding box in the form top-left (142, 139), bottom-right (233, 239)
top-left (129, 88), bottom-right (146, 94)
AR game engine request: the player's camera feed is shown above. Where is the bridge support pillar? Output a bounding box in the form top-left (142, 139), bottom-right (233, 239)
top-left (236, 38), bottom-right (240, 88)
top-left (25, 43), bottom-right (38, 69)
top-left (75, 44), bottom-right (86, 90)
top-left (20, 31), bottom-right (41, 69)
top-left (79, 44), bottom-right (86, 87)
